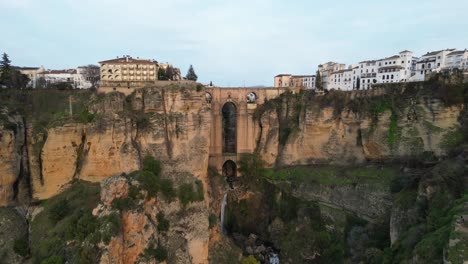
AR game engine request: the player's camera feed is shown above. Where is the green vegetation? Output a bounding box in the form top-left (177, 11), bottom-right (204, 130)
top-left (142, 155), bottom-right (162, 176)
top-left (30, 181), bottom-right (106, 263)
top-left (178, 180), bottom-right (204, 207)
top-left (242, 255), bottom-right (260, 264)
top-left (185, 65), bottom-right (198, 81)
top-left (238, 153), bottom-right (267, 179)
top-left (112, 197), bottom-right (136, 211)
top-left (440, 128), bottom-right (464, 151)
top-left (156, 212), bottom-right (170, 232)
top-left (208, 213), bottom-right (218, 229)
top-left (141, 242), bottom-right (168, 262)
top-left (265, 165), bottom-right (396, 190)
top-left (13, 237), bottom-right (29, 257)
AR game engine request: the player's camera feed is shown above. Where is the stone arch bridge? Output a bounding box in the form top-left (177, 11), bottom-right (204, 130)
top-left (205, 87), bottom-right (296, 177)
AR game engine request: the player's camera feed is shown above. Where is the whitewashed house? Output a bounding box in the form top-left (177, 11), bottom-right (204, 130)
top-left (318, 62), bottom-right (346, 90)
top-left (377, 50), bottom-right (416, 84)
top-left (329, 68), bottom-right (353, 91)
top-left (413, 49), bottom-right (455, 81)
top-left (443, 49), bottom-right (468, 71)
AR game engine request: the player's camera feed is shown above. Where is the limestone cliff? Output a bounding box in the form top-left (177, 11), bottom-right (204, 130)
top-left (255, 87), bottom-right (464, 167)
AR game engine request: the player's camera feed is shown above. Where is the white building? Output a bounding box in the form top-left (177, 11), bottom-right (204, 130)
top-left (302, 75), bottom-right (316, 89)
top-left (443, 49), bottom-right (468, 71)
top-left (329, 68), bottom-right (353, 91)
top-left (41, 69), bottom-right (78, 88)
top-left (413, 49), bottom-right (455, 81)
top-left (318, 62), bottom-right (346, 90)
top-left (357, 60), bottom-right (378, 90)
top-left (376, 50), bottom-right (416, 84)
top-left (15, 66), bottom-right (45, 88)
top-left (76, 66), bottom-right (99, 89)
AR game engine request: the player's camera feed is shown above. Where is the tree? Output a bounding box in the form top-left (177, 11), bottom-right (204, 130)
top-left (315, 70), bottom-right (322, 91)
top-left (80, 65), bottom-right (100, 88)
top-left (164, 65), bottom-right (174, 80)
top-left (185, 65), bottom-right (198, 81)
top-left (0, 52), bottom-right (12, 84)
top-left (158, 67), bottom-right (167, 80)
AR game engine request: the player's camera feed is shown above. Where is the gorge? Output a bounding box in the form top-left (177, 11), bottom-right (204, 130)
top-left (0, 74), bottom-right (467, 263)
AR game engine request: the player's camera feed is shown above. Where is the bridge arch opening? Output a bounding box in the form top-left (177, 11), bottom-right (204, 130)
top-left (222, 102), bottom-right (237, 154)
top-left (222, 160), bottom-right (237, 189)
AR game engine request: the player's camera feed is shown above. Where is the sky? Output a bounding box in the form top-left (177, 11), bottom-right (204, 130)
top-left (1, 0), bottom-right (468, 87)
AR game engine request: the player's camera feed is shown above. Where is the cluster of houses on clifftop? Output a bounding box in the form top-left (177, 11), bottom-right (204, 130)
top-left (274, 49), bottom-right (468, 91)
top-left (13, 55), bottom-right (183, 89)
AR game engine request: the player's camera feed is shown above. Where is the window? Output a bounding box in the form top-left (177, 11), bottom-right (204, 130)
top-left (437, 63), bottom-right (440, 67)
top-left (401, 61), bottom-right (404, 64)
top-left (383, 75), bottom-right (385, 80)
top-left (385, 62), bottom-right (388, 65)
top-left (391, 75), bottom-right (394, 79)
top-left (438, 56), bottom-right (441, 59)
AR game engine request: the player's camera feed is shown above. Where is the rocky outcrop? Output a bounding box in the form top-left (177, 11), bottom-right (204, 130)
top-left (95, 174), bottom-right (209, 264)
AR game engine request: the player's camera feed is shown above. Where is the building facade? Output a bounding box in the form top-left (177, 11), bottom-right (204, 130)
top-left (99, 56), bottom-right (158, 84)
top-left (16, 66), bottom-right (45, 88)
top-left (274, 74), bottom-right (292, 87)
top-left (318, 62), bottom-right (346, 90)
top-left (414, 49), bottom-right (454, 81)
top-left (444, 50), bottom-right (468, 71)
top-left (329, 69), bottom-right (353, 91)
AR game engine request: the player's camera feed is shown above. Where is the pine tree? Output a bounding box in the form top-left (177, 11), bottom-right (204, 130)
top-left (315, 70), bottom-right (322, 90)
top-left (185, 65), bottom-right (198, 81)
top-left (0, 52), bottom-right (12, 84)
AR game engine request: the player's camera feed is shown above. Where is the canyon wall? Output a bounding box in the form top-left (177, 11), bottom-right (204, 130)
top-left (255, 90), bottom-right (464, 167)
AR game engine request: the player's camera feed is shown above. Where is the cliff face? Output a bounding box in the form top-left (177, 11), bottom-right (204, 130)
top-left (255, 91), bottom-right (463, 167)
top-left (24, 88), bottom-right (211, 201)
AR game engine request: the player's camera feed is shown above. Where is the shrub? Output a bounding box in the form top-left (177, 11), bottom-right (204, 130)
top-left (154, 246), bottom-right (168, 262)
top-left (142, 155), bottom-right (161, 177)
top-left (159, 179), bottom-right (176, 201)
top-left (128, 185), bottom-right (142, 200)
top-left (238, 153), bottom-right (266, 179)
top-left (49, 199), bottom-right (70, 223)
top-left (208, 213), bottom-right (218, 229)
top-left (156, 212), bottom-right (170, 232)
top-left (13, 237), bottom-right (29, 257)
top-left (196, 84), bottom-right (204, 92)
top-left (178, 183), bottom-right (197, 206)
top-left (112, 197), bottom-right (135, 211)
top-left (138, 171), bottom-right (159, 198)
top-left (100, 213), bottom-right (122, 244)
top-left (195, 180), bottom-right (204, 201)
top-left (143, 243), bottom-right (168, 262)
top-left (242, 255), bottom-right (260, 264)
top-left (40, 255), bottom-right (64, 264)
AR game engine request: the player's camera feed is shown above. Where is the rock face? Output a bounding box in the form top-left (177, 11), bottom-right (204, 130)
top-left (0, 113), bottom-right (27, 206)
top-left (0, 207), bottom-right (28, 264)
top-left (256, 95), bottom-right (463, 167)
top-left (95, 175), bottom-right (209, 264)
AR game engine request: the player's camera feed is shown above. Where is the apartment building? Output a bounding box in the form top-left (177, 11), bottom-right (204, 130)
top-left (99, 56), bottom-right (158, 83)
top-left (357, 60), bottom-right (378, 90)
top-left (444, 49), bottom-right (468, 71)
top-left (318, 62), bottom-right (346, 90)
top-left (414, 49), bottom-right (454, 81)
top-left (329, 68), bottom-right (353, 91)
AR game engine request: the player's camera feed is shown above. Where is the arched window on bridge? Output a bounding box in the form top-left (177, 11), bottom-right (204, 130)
top-left (222, 102), bottom-right (236, 154)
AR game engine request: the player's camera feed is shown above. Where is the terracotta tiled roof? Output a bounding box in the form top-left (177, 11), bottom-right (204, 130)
top-left (99, 57), bottom-right (157, 65)
top-left (275, 74), bottom-right (292, 77)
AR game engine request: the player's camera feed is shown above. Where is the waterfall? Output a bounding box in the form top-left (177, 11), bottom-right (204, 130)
top-left (220, 193), bottom-right (228, 234)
